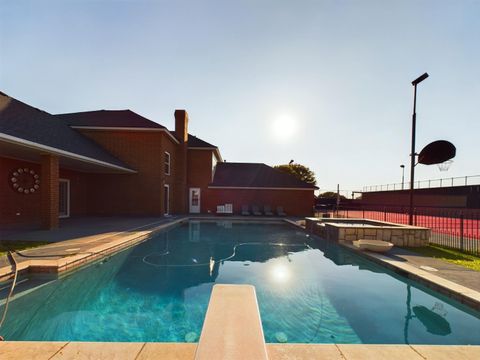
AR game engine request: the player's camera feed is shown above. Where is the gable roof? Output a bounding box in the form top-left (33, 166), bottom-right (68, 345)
top-left (55, 109), bottom-right (166, 129)
top-left (57, 110), bottom-right (219, 150)
top-left (210, 162), bottom-right (317, 189)
top-left (0, 92), bottom-right (134, 172)
top-left (188, 134), bottom-right (217, 148)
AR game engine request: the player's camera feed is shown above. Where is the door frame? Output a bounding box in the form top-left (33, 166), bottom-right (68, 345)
top-left (164, 184), bottom-right (170, 215)
top-left (59, 178), bottom-right (70, 218)
top-left (189, 187), bottom-right (201, 214)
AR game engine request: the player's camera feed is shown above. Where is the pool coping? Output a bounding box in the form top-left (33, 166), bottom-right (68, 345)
top-left (298, 219), bottom-right (480, 311)
top-left (1, 341), bottom-right (480, 359)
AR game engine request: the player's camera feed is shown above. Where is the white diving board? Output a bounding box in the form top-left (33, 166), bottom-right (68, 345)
top-left (195, 284), bottom-right (268, 360)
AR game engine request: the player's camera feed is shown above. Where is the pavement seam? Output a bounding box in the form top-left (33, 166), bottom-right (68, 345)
top-left (409, 345), bottom-right (427, 359)
top-left (334, 344), bottom-right (347, 359)
top-left (48, 341), bottom-right (70, 359)
top-left (134, 342), bottom-right (147, 360)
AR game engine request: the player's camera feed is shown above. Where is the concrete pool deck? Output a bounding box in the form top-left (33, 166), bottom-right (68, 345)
top-left (0, 216), bottom-right (188, 282)
top-left (1, 341), bottom-right (480, 360)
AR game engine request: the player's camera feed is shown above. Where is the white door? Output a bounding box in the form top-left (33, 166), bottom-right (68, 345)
top-left (189, 188), bottom-right (201, 213)
top-left (59, 179), bottom-right (70, 218)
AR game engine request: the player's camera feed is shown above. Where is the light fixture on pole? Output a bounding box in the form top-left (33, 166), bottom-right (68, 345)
top-left (400, 164), bottom-right (405, 190)
top-left (409, 72), bottom-right (429, 225)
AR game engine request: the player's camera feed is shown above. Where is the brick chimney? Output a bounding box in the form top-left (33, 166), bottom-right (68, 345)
top-left (173, 109), bottom-right (188, 214)
top-left (174, 110), bottom-right (189, 143)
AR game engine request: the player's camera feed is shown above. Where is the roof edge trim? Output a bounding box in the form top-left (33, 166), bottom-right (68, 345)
top-left (0, 132), bottom-right (137, 173)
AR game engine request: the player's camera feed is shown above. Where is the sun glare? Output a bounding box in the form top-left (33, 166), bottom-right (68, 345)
top-left (270, 264), bottom-right (291, 283)
top-left (271, 114), bottom-right (297, 142)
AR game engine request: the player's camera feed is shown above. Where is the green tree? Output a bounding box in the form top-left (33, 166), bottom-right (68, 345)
top-left (318, 191), bottom-right (347, 200)
top-left (274, 163), bottom-right (317, 185)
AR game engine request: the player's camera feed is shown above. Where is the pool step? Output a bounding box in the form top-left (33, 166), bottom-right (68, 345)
top-left (195, 284), bottom-right (268, 360)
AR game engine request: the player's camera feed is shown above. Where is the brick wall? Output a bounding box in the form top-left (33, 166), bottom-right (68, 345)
top-left (59, 168), bottom-right (88, 216)
top-left (204, 188), bottom-right (315, 216)
top-left (40, 155), bottom-right (59, 229)
top-left (0, 157), bottom-right (42, 229)
top-left (187, 149), bottom-right (214, 213)
top-left (0, 156), bottom-right (90, 230)
top-left (186, 149), bottom-right (315, 216)
top-left (77, 129), bottom-right (179, 216)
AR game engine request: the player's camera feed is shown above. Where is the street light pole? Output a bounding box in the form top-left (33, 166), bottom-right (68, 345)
top-left (409, 73), bottom-right (429, 225)
top-left (400, 164), bottom-right (405, 190)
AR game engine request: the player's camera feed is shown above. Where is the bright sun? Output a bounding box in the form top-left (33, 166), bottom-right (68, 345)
top-left (272, 114), bottom-right (297, 142)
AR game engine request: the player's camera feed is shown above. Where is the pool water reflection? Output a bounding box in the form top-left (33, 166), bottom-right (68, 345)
top-left (1, 221), bottom-right (479, 344)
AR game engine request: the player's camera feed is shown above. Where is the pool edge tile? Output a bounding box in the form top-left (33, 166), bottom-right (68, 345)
top-left (50, 341), bottom-right (144, 359)
top-left (0, 341), bottom-right (68, 360)
top-left (136, 343), bottom-right (196, 360)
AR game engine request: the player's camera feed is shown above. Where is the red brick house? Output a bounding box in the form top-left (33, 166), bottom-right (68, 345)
top-left (0, 91), bottom-right (316, 230)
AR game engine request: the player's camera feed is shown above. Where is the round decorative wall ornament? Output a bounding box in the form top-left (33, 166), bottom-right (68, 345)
top-left (10, 168), bottom-right (40, 194)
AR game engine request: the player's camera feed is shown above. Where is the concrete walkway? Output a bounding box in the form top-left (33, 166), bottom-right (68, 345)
top-left (0, 216), bottom-right (181, 243)
top-left (0, 216), bottom-right (185, 281)
top-left (388, 246), bottom-right (480, 293)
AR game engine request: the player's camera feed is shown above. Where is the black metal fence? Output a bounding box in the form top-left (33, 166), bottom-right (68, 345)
top-left (328, 205), bottom-right (480, 255)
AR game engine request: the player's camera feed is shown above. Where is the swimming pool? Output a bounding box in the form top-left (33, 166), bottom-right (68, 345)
top-left (1, 221), bottom-right (479, 344)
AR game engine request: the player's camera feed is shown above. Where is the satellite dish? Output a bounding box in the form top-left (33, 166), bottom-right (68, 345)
top-left (418, 140), bottom-right (456, 165)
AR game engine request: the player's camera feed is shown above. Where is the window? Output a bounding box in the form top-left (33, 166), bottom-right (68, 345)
top-left (165, 152), bottom-right (171, 175)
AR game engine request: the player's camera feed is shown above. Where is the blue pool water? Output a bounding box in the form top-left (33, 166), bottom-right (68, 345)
top-left (1, 221), bottom-right (479, 344)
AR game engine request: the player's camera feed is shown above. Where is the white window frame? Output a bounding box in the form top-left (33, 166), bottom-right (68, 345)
top-left (164, 151), bottom-right (171, 175)
top-left (59, 178), bottom-right (70, 218)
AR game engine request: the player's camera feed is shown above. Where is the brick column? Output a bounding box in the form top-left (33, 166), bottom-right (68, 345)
top-left (41, 154), bottom-right (59, 229)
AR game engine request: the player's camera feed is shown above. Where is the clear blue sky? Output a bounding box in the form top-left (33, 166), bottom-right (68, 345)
top-left (1, 0), bottom-right (479, 194)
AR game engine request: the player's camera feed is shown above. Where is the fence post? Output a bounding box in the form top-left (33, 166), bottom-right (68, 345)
top-left (413, 208), bottom-right (417, 226)
top-left (460, 212), bottom-right (464, 251)
top-left (362, 208), bottom-right (365, 219)
top-left (384, 207), bottom-right (387, 222)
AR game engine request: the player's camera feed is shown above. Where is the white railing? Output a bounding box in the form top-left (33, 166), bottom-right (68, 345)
top-left (363, 175), bottom-right (480, 192)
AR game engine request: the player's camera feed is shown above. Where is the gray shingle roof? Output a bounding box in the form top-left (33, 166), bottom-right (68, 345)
top-left (210, 162), bottom-right (317, 189)
top-left (55, 109), bottom-right (166, 129)
top-left (188, 134), bottom-right (217, 148)
top-left (0, 92), bottom-right (133, 170)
